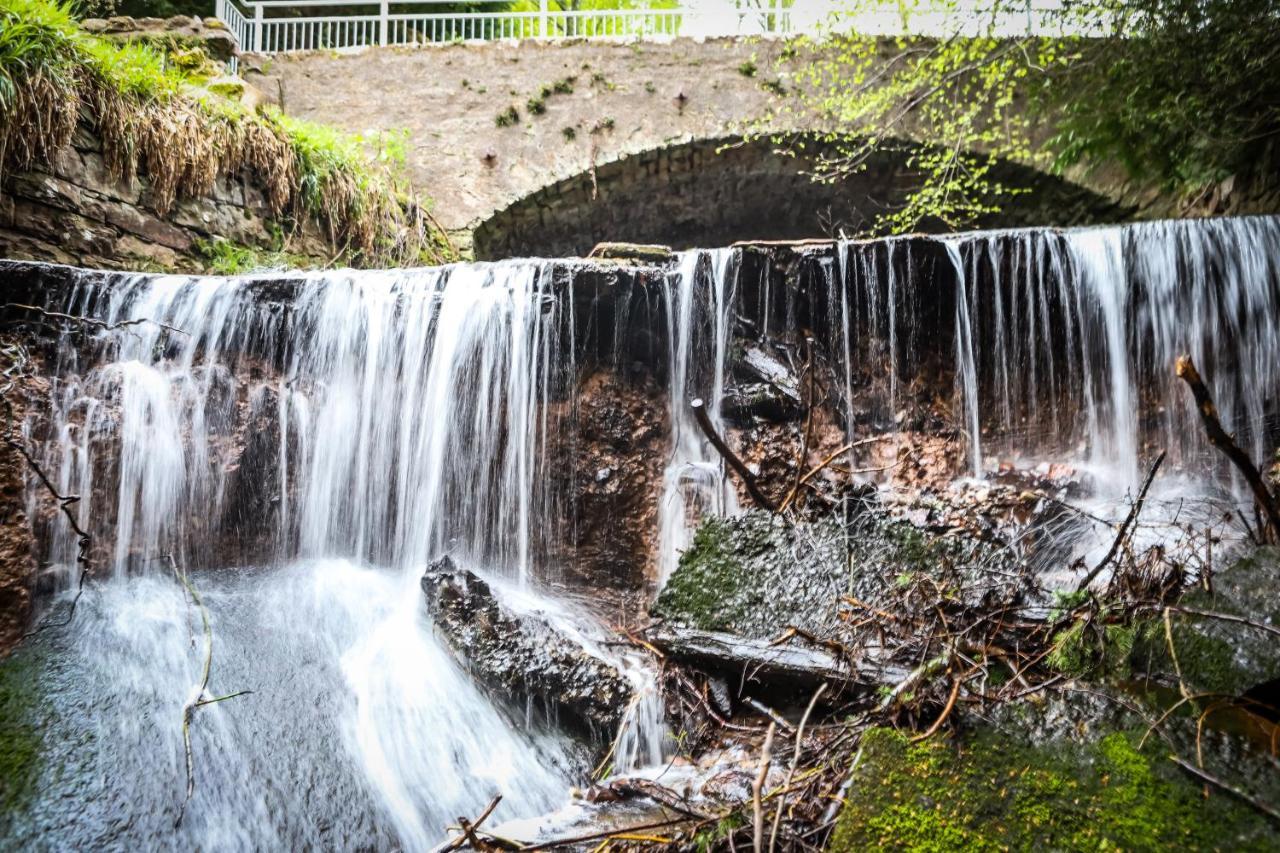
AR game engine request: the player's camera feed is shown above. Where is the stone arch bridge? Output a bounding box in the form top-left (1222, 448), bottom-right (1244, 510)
top-left (256, 37), bottom-right (1127, 259)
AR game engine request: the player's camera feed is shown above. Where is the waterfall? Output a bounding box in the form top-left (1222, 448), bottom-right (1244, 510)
top-left (835, 216), bottom-right (1280, 492)
top-left (945, 240), bottom-right (984, 478)
top-left (8, 213), bottom-right (1279, 849)
top-left (656, 249), bottom-right (741, 585)
top-left (18, 263), bottom-right (602, 849)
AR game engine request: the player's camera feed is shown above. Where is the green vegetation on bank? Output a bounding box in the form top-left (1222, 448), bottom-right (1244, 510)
top-left (763, 0), bottom-right (1280, 233)
top-left (0, 0), bottom-right (455, 267)
top-left (830, 727), bottom-right (1275, 851)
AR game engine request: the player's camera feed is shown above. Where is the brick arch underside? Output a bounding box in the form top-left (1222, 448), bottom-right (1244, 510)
top-left (472, 136), bottom-right (1132, 260)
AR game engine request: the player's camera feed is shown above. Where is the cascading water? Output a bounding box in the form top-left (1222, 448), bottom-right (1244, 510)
top-left (656, 249), bottom-right (740, 585)
top-left (833, 216), bottom-right (1280, 494)
top-left (8, 262), bottom-right (645, 850)
top-left (6, 213), bottom-right (1278, 850)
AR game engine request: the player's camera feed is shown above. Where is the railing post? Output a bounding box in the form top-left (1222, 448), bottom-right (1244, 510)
top-left (252, 2), bottom-right (263, 52)
top-left (379, 0), bottom-right (389, 45)
top-left (540, 0), bottom-right (549, 38)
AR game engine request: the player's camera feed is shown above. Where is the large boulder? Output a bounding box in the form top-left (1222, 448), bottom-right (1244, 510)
top-left (651, 508), bottom-right (1026, 641)
top-left (421, 557), bottom-right (634, 736)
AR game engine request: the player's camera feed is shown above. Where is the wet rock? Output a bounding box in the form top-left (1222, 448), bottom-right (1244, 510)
top-left (722, 382), bottom-right (804, 424)
top-left (723, 344), bottom-right (803, 424)
top-left (651, 508), bottom-right (1025, 642)
top-left (0, 351), bottom-right (41, 654)
top-left (422, 557), bottom-right (633, 736)
top-left (586, 242), bottom-right (675, 264)
top-left (1131, 546), bottom-right (1280, 696)
top-left (545, 370), bottom-right (668, 589)
top-left (648, 623), bottom-right (905, 694)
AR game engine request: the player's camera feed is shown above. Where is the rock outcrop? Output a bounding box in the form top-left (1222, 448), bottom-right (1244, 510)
top-left (0, 128), bottom-right (304, 272)
top-left (422, 556), bottom-right (634, 736)
top-left (81, 16), bottom-right (239, 64)
top-left (1131, 546), bottom-right (1280, 697)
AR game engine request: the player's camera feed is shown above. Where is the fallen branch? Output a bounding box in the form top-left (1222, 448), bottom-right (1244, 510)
top-left (746, 697), bottom-right (796, 732)
top-left (1176, 355), bottom-right (1280, 543)
top-left (768, 683), bottom-right (827, 853)
top-left (7, 433), bottom-right (92, 633)
top-left (1, 302), bottom-right (188, 337)
top-left (778, 435), bottom-right (893, 513)
top-left (752, 722), bottom-right (777, 853)
top-left (691, 398), bottom-right (777, 512)
top-left (910, 674), bottom-right (962, 743)
top-left (778, 347), bottom-right (817, 511)
top-left (876, 648), bottom-right (953, 714)
top-left (443, 795), bottom-right (503, 852)
top-left (608, 778), bottom-right (712, 820)
top-left (516, 816), bottom-right (692, 851)
top-left (1075, 450), bottom-right (1166, 593)
top-left (168, 553), bottom-right (250, 828)
top-left (1169, 755), bottom-right (1280, 823)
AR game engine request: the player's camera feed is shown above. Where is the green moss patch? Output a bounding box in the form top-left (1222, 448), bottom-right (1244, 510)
top-left (1129, 547), bottom-right (1280, 696)
top-left (0, 649), bottom-right (47, 815)
top-left (830, 727), bottom-right (1275, 851)
top-left (652, 516), bottom-right (755, 631)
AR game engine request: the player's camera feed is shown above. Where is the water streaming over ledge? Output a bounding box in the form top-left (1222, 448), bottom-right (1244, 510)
top-left (4, 214), bottom-right (1280, 849)
top-left (832, 215), bottom-right (1280, 492)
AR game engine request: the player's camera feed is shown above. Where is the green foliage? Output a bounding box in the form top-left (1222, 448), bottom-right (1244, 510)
top-left (194, 237), bottom-right (322, 274)
top-left (495, 104), bottom-right (520, 126)
top-left (737, 58), bottom-right (757, 77)
top-left (761, 0), bottom-right (1280, 235)
top-left (760, 77), bottom-right (786, 97)
top-left (830, 727), bottom-right (1275, 851)
top-left (1048, 587), bottom-right (1090, 621)
top-left (1049, 0), bottom-right (1280, 190)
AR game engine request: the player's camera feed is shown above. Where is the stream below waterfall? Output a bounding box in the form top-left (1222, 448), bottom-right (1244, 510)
top-left (2, 561), bottom-right (580, 850)
top-left (2, 215), bottom-right (1279, 851)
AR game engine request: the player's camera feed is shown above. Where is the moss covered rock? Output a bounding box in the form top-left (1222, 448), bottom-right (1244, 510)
top-left (651, 508), bottom-right (1022, 640)
top-left (1131, 546), bottom-right (1280, 696)
top-left (830, 726), bottom-right (1275, 851)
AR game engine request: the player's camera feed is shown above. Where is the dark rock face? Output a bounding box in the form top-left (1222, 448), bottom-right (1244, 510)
top-left (545, 369), bottom-right (669, 589)
top-left (421, 557), bottom-right (633, 736)
top-left (0, 354), bottom-right (41, 654)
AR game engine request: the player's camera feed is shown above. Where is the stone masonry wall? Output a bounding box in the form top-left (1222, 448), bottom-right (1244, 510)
top-left (0, 126), bottom-right (284, 272)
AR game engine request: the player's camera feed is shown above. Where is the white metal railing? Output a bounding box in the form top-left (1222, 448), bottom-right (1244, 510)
top-left (215, 1), bottom-right (1086, 56)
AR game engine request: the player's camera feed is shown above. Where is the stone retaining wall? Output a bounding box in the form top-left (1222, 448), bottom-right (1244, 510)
top-left (0, 127), bottom-right (288, 272)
